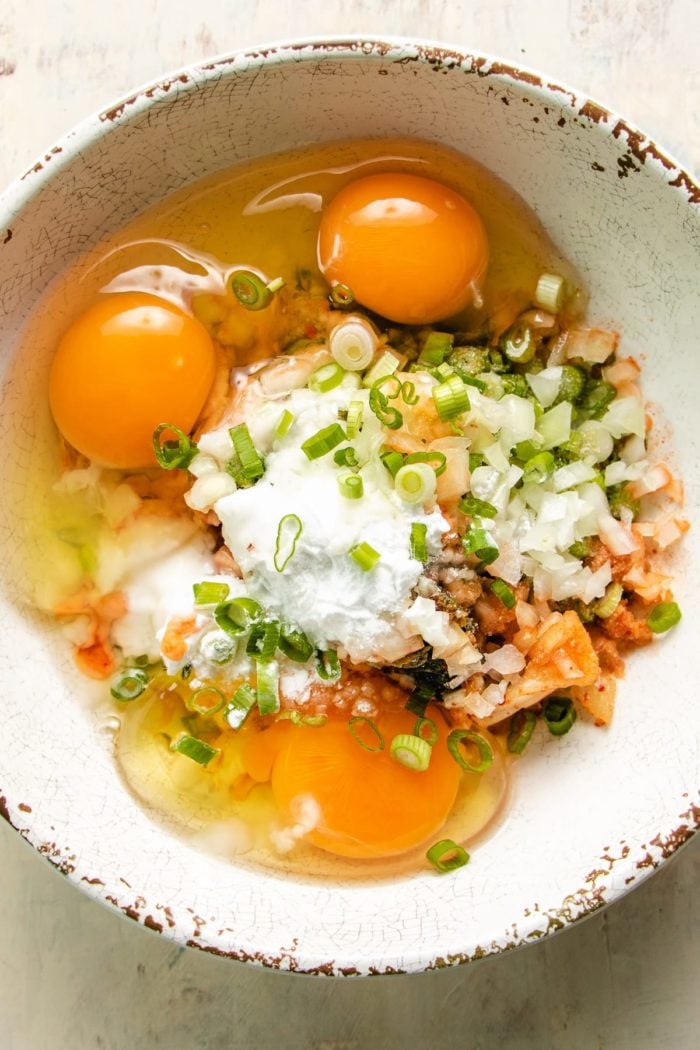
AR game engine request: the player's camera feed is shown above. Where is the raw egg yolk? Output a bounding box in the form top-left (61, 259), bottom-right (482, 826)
top-left (317, 172), bottom-right (488, 325)
top-left (49, 292), bottom-right (216, 469)
top-left (267, 705), bottom-right (461, 859)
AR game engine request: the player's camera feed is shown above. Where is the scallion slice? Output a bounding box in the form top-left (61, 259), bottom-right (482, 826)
top-left (193, 581), bottom-right (230, 606)
top-left (380, 448), bottom-right (405, 477)
top-left (225, 683), bottom-right (256, 730)
top-left (490, 579), bottom-right (516, 609)
top-left (459, 494), bottom-right (498, 519)
top-left (362, 349), bottom-right (400, 388)
top-left (534, 272), bottom-right (566, 313)
top-left (214, 597), bottom-right (264, 636)
top-left (247, 620), bottom-right (281, 660)
top-left (229, 423), bottom-right (265, 481)
top-left (543, 697), bottom-right (577, 736)
top-left (414, 716), bottom-right (438, 746)
top-left (346, 400), bottom-right (364, 438)
top-left (507, 709), bottom-right (537, 754)
top-left (390, 733), bottom-right (432, 771)
top-left (418, 331), bottom-right (453, 366)
top-left (301, 423), bottom-right (346, 460)
top-left (333, 446), bottom-right (359, 468)
top-left (647, 601), bottom-right (682, 634)
top-left (185, 685), bottom-right (226, 716)
top-left (432, 374), bottom-right (470, 421)
top-left (426, 839), bottom-right (470, 873)
top-left (394, 463), bottom-right (437, 505)
top-left (274, 513), bottom-right (302, 572)
top-left (170, 733), bottom-right (220, 766)
top-left (501, 320), bottom-right (536, 364)
top-left (348, 716), bottom-right (384, 752)
top-left (274, 409), bottom-right (295, 440)
top-left (410, 522), bottom-right (428, 562)
top-left (110, 668), bottom-right (148, 702)
top-left (349, 541), bottom-right (381, 571)
top-left (593, 582), bottom-right (623, 619)
top-left (369, 385), bottom-right (403, 430)
top-left (278, 624), bottom-right (314, 664)
top-left (230, 270), bottom-right (273, 310)
top-left (338, 470), bottom-right (364, 500)
top-left (447, 729), bottom-right (494, 773)
top-left (316, 648), bottom-right (341, 681)
top-left (463, 526), bottom-right (499, 565)
top-left (329, 318), bottom-right (375, 370)
top-left (329, 283), bottom-right (355, 308)
top-left (523, 450), bottom-right (555, 484)
top-left (401, 380), bottom-right (419, 405)
top-left (308, 361), bottom-right (345, 393)
top-left (152, 423), bottom-right (198, 471)
top-left (405, 450), bottom-right (447, 477)
top-left (256, 658), bottom-right (280, 715)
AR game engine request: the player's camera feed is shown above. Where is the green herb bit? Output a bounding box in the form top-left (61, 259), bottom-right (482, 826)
top-left (152, 423), bottom-right (198, 471)
top-left (569, 539), bottom-right (591, 560)
top-left (170, 733), bottom-right (220, 766)
top-left (426, 839), bottom-right (470, 873)
top-left (554, 365), bottom-right (586, 405)
top-left (490, 578), bottom-right (516, 609)
top-left (459, 494), bottom-right (498, 519)
top-left (507, 710), bottom-right (537, 754)
top-left (576, 379), bottom-right (616, 422)
top-left (647, 601), bottom-right (682, 634)
top-left (543, 697), bottom-right (577, 736)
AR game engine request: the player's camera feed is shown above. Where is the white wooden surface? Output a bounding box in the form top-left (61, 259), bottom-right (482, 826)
top-left (1, 2), bottom-right (698, 1047)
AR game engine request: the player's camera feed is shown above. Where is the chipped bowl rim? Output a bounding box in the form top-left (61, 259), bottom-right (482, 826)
top-left (0, 36), bottom-right (698, 975)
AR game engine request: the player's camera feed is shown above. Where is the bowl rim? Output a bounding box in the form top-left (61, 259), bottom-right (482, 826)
top-left (0, 35), bottom-right (698, 975)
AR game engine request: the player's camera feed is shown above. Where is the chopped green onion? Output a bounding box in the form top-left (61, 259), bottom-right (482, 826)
top-left (193, 581), bottom-right (230, 606)
top-left (501, 320), bottom-right (536, 364)
top-left (394, 463), bottom-right (437, 504)
top-left (225, 683), bottom-right (256, 730)
top-left (372, 374), bottom-right (403, 400)
top-left (278, 624), bottom-right (314, 663)
top-left (401, 381), bottom-right (419, 405)
top-left (186, 685), bottom-right (226, 716)
top-left (247, 620), bottom-right (281, 660)
top-left (229, 423), bottom-right (265, 481)
top-left (110, 668), bottom-right (148, 702)
top-left (459, 494), bottom-right (498, 519)
top-left (214, 596), bottom-right (264, 636)
top-left (274, 409), bottom-right (295, 440)
top-left (405, 450), bottom-right (447, 477)
top-left (523, 450), bottom-right (555, 484)
top-left (369, 385), bottom-right (403, 429)
top-left (274, 513), bottom-right (303, 572)
top-left (348, 716), bottom-right (384, 752)
top-left (362, 349), bottom-right (400, 388)
top-left (346, 400), bottom-right (364, 438)
top-left (500, 373), bottom-right (531, 398)
top-left (569, 539), bottom-right (591, 560)
top-left (390, 733), bottom-right (432, 771)
top-left (281, 710), bottom-right (329, 728)
top-left (333, 446), bottom-right (359, 468)
top-left (534, 272), bottom-right (566, 312)
top-left (435, 362), bottom-right (455, 380)
top-left (338, 470), bottom-right (364, 500)
top-left (256, 658), bottom-right (280, 715)
top-left (469, 452), bottom-right (484, 472)
top-left (490, 579), bottom-right (516, 609)
top-left (329, 318), bottom-right (376, 370)
top-left (607, 484), bottom-right (640, 521)
top-left (593, 582), bottom-right (623, 619)
top-left (301, 423), bottom-right (346, 460)
top-left (308, 361), bottom-right (345, 393)
top-left (426, 838), bottom-right (469, 873)
top-left (543, 697), bottom-right (577, 736)
top-left (463, 526), bottom-right (499, 565)
top-left (410, 522), bottom-right (428, 562)
top-left (406, 682), bottom-right (434, 717)
top-left (507, 709), bottom-right (537, 754)
top-left (170, 733), bottom-right (220, 766)
top-left (316, 648), bottom-right (341, 681)
top-left (576, 380), bottom-right (616, 422)
top-left (380, 448), bottom-right (405, 477)
top-left (418, 332), bottom-right (453, 366)
top-left (432, 374), bottom-right (470, 421)
top-left (447, 729), bottom-right (494, 772)
top-left (230, 270), bottom-right (273, 310)
top-left (152, 423), bottom-right (198, 471)
top-left (349, 541), bottom-right (381, 572)
top-left (554, 365), bottom-right (586, 405)
top-left (414, 716), bottom-right (438, 746)
top-left (647, 601), bottom-right (682, 634)
top-left (329, 283), bottom-right (355, 308)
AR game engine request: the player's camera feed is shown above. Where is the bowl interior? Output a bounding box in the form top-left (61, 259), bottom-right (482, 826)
top-left (0, 41), bottom-right (698, 974)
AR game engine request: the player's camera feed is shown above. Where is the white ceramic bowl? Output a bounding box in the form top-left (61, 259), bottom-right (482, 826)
top-left (0, 39), bottom-right (698, 975)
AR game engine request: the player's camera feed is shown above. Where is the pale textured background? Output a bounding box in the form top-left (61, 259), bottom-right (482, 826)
top-left (0, 2), bottom-right (698, 1048)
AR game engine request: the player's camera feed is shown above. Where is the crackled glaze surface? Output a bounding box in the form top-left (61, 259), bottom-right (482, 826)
top-left (0, 40), bottom-right (698, 975)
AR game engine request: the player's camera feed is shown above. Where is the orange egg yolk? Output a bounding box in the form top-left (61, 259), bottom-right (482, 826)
top-left (317, 172), bottom-right (488, 325)
top-left (49, 292), bottom-right (216, 470)
top-left (244, 705), bottom-right (461, 859)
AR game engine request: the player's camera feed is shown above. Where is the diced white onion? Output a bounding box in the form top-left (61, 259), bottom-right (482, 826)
top-left (481, 644), bottom-right (526, 676)
top-left (515, 600), bottom-right (539, 629)
top-left (620, 434), bottom-right (647, 464)
top-left (526, 366), bottom-right (562, 408)
top-left (600, 396), bottom-right (645, 439)
top-left (497, 395), bottom-right (537, 445)
top-left (537, 401), bottom-right (572, 449)
top-left (598, 514), bottom-right (638, 555)
top-left (577, 419), bottom-right (614, 463)
top-left (483, 441), bottom-right (510, 472)
top-left (197, 427), bottom-right (235, 462)
top-left (189, 453), bottom-right (221, 479)
top-left (185, 473), bottom-right (237, 512)
top-left (552, 461), bottom-right (598, 492)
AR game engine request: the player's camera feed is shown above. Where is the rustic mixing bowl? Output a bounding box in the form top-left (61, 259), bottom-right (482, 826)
top-left (0, 39), bottom-right (698, 975)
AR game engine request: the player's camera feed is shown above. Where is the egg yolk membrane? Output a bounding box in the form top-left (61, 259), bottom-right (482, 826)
top-left (49, 292), bottom-right (216, 469)
top-left (317, 172), bottom-right (488, 325)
